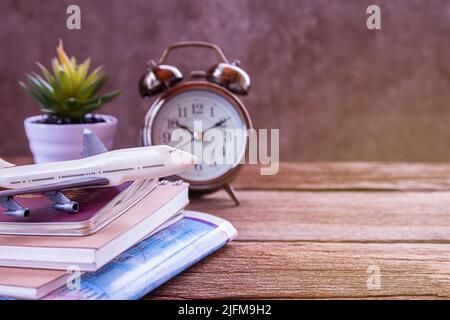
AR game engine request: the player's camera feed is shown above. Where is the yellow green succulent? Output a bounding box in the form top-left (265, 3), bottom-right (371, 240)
top-left (20, 40), bottom-right (120, 122)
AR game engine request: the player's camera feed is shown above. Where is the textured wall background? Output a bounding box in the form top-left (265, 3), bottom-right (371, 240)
top-left (1, 0), bottom-right (450, 161)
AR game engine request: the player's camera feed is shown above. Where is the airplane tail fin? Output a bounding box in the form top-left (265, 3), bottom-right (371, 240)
top-left (82, 129), bottom-right (108, 158)
top-left (0, 158), bottom-right (15, 169)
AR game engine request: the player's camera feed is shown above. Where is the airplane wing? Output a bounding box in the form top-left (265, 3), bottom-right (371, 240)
top-left (0, 177), bottom-right (110, 218)
top-left (0, 177), bottom-right (110, 198)
top-left (82, 129), bottom-right (108, 158)
top-left (0, 158), bottom-right (15, 169)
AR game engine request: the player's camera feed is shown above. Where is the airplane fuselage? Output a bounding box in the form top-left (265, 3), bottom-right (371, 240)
top-left (0, 145), bottom-right (195, 189)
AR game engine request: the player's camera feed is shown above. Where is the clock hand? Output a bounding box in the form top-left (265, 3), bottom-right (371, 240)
top-left (174, 118), bottom-right (229, 156)
top-left (176, 118), bottom-right (231, 146)
top-left (177, 122), bottom-right (208, 145)
top-left (201, 117), bottom-right (230, 135)
top-left (175, 121), bottom-right (194, 136)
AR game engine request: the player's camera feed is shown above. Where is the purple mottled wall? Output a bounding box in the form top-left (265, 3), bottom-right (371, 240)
top-left (1, 0), bottom-right (450, 161)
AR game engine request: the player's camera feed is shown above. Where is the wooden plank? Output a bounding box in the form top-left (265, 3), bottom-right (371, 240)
top-left (189, 190), bottom-right (450, 241)
top-left (8, 157), bottom-right (450, 191)
top-left (148, 241), bottom-right (450, 299)
top-left (234, 162), bottom-right (450, 191)
top-left (4, 156), bottom-right (32, 166)
top-left (7, 157), bottom-right (450, 299)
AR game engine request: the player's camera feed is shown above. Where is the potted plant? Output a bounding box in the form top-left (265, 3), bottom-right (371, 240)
top-left (20, 40), bottom-right (121, 163)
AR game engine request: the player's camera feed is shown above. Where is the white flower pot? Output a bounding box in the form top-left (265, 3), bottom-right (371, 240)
top-left (24, 114), bottom-right (118, 163)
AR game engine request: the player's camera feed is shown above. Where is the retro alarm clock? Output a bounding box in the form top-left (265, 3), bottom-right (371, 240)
top-left (139, 41), bottom-right (252, 205)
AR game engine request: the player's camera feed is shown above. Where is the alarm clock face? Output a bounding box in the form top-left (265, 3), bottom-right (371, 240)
top-left (145, 82), bottom-right (251, 187)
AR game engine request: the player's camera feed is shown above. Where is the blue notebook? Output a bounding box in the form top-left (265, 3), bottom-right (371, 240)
top-left (40, 210), bottom-right (237, 300)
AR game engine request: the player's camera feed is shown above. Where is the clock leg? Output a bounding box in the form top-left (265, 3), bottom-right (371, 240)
top-left (224, 183), bottom-right (240, 206)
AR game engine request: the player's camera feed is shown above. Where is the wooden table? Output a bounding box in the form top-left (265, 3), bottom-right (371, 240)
top-left (148, 162), bottom-right (450, 299)
top-left (7, 158), bottom-right (450, 299)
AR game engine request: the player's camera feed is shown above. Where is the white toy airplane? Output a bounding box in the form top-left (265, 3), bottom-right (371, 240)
top-left (0, 130), bottom-right (196, 219)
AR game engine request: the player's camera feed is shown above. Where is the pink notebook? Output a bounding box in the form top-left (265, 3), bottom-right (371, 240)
top-left (0, 184), bottom-right (129, 223)
top-left (0, 180), bottom-right (156, 236)
top-left (0, 211), bottom-right (184, 300)
top-left (0, 181), bottom-right (189, 271)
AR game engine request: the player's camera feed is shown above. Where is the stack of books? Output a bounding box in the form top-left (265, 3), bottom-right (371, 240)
top-left (0, 179), bottom-right (237, 300)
